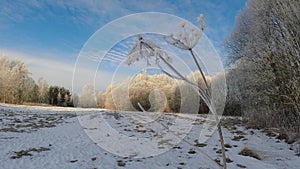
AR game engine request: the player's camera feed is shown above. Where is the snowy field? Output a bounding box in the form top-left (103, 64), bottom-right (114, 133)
top-left (0, 104), bottom-right (299, 169)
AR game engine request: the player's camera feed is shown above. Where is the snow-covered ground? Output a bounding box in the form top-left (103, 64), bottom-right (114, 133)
top-left (0, 104), bottom-right (299, 169)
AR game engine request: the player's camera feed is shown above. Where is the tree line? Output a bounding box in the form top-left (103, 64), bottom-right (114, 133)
top-left (78, 70), bottom-right (226, 114)
top-left (0, 56), bottom-right (72, 106)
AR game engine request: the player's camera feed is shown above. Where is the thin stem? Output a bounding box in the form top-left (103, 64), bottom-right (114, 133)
top-left (189, 49), bottom-right (227, 169)
top-left (189, 49), bottom-right (210, 96)
top-left (157, 54), bottom-right (210, 103)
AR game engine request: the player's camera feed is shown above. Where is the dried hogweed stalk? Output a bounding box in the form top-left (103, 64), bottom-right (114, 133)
top-left (164, 14), bottom-right (205, 50)
top-left (126, 35), bottom-right (172, 66)
top-left (126, 14), bottom-right (227, 169)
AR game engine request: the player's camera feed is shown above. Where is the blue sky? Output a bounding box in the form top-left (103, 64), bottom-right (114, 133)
top-left (0, 0), bottom-right (247, 92)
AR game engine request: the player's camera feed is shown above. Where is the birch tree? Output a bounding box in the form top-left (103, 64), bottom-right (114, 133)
top-left (0, 56), bottom-right (29, 104)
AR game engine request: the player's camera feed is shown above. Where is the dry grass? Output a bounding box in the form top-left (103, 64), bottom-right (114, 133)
top-left (11, 147), bottom-right (51, 159)
top-left (232, 135), bottom-right (245, 141)
top-left (238, 147), bottom-right (261, 160)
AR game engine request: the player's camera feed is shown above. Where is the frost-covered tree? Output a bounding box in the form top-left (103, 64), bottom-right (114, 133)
top-left (170, 72), bottom-right (211, 114)
top-left (71, 93), bottom-right (79, 107)
top-left (104, 84), bottom-right (117, 110)
top-left (223, 69), bottom-right (242, 116)
top-left (38, 78), bottom-right (49, 103)
top-left (64, 93), bottom-right (70, 104)
top-left (96, 92), bottom-right (106, 108)
top-left (48, 86), bottom-right (59, 105)
top-left (0, 56), bottom-right (29, 104)
top-left (103, 80), bottom-right (133, 111)
top-left (23, 77), bottom-right (39, 103)
top-left (79, 84), bottom-right (98, 108)
top-left (0, 56), bottom-right (73, 106)
top-left (57, 92), bottom-right (62, 105)
top-left (225, 0), bottom-right (300, 138)
top-left (128, 71), bottom-right (176, 112)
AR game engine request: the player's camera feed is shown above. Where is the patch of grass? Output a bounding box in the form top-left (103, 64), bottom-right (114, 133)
top-left (263, 129), bottom-right (277, 138)
top-left (214, 158), bottom-right (222, 166)
top-left (234, 130), bottom-right (246, 135)
top-left (226, 158), bottom-right (233, 163)
top-left (14, 118), bottom-right (22, 123)
top-left (232, 135), bottom-right (245, 141)
top-left (29, 147), bottom-right (51, 152)
top-left (195, 143), bottom-right (207, 147)
top-left (158, 139), bottom-right (172, 146)
top-left (11, 150), bottom-right (32, 159)
top-left (0, 127), bottom-right (22, 133)
top-left (236, 164), bottom-right (247, 168)
top-left (216, 149), bottom-right (222, 154)
top-left (194, 139), bottom-right (207, 147)
top-left (224, 144), bottom-right (232, 148)
top-left (295, 144), bottom-right (300, 157)
top-left (117, 160), bottom-right (126, 167)
top-left (221, 118), bottom-right (243, 130)
top-left (11, 147), bottom-right (50, 159)
top-left (238, 147), bottom-right (261, 160)
top-left (188, 149), bottom-right (196, 154)
top-left (15, 124), bottom-right (32, 128)
top-left (179, 162), bottom-right (185, 165)
top-left (172, 146), bottom-right (182, 149)
top-left (231, 126), bottom-right (237, 130)
top-left (136, 129), bottom-right (146, 133)
top-left (276, 130), bottom-right (289, 142)
top-left (242, 138), bottom-right (248, 141)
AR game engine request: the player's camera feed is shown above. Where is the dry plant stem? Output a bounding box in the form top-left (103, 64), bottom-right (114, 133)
top-left (157, 54), bottom-right (210, 102)
top-left (141, 41), bottom-right (209, 101)
top-left (160, 51), bottom-right (227, 169)
top-left (217, 122), bottom-right (227, 169)
top-left (190, 49), bottom-right (227, 169)
top-left (133, 36), bottom-right (227, 168)
top-left (189, 49), bottom-right (210, 95)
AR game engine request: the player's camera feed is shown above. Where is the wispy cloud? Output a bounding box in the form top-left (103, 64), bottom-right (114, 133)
top-left (0, 48), bottom-right (133, 93)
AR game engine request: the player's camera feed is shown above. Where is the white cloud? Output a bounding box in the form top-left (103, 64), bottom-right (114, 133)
top-left (0, 48), bottom-right (75, 87)
top-left (0, 48), bottom-right (131, 94)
